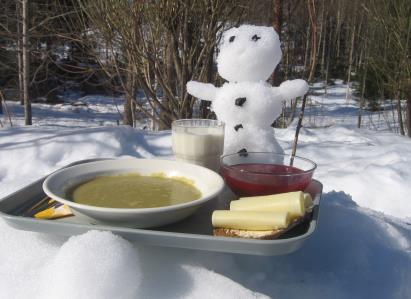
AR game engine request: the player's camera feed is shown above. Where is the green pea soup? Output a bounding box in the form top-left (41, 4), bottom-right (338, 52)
top-left (66, 173), bottom-right (202, 209)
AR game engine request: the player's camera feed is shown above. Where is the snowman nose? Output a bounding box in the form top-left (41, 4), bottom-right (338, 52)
top-left (235, 97), bottom-right (247, 106)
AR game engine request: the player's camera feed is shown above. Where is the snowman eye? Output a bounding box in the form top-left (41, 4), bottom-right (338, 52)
top-left (229, 36), bottom-right (235, 43)
top-left (251, 34), bottom-right (261, 42)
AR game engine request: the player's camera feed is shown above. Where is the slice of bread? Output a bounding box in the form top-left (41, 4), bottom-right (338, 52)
top-left (213, 215), bottom-right (306, 240)
top-left (213, 227), bottom-right (285, 239)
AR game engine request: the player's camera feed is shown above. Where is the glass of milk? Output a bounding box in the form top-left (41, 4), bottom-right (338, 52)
top-left (172, 119), bottom-right (225, 172)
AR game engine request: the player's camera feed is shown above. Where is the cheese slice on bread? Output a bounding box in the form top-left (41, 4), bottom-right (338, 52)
top-left (212, 191), bottom-right (313, 239)
top-left (230, 191), bottom-right (306, 220)
top-left (213, 228), bottom-right (285, 240)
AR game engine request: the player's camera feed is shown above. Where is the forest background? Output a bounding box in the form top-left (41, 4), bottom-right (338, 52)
top-left (0, 0), bottom-right (410, 136)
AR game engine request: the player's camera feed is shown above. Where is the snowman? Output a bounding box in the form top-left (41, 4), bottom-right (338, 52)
top-left (187, 25), bottom-right (309, 155)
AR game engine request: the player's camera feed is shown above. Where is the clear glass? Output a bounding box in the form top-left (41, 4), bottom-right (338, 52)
top-left (172, 119), bottom-right (225, 172)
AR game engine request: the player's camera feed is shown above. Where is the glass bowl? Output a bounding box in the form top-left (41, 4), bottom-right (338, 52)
top-left (220, 152), bottom-right (317, 197)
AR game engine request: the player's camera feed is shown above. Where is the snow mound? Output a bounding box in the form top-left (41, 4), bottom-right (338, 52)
top-left (39, 231), bottom-right (141, 299)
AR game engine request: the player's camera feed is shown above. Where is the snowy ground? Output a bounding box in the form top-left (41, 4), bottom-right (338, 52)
top-left (1, 81), bottom-right (411, 298)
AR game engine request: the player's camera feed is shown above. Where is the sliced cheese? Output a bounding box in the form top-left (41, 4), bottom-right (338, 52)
top-left (304, 193), bottom-right (313, 211)
top-left (230, 191), bottom-right (305, 220)
top-left (212, 210), bottom-right (290, 230)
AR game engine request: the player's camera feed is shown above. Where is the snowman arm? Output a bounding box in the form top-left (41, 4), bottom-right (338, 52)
top-left (186, 81), bottom-right (218, 102)
top-left (276, 79), bottom-right (309, 102)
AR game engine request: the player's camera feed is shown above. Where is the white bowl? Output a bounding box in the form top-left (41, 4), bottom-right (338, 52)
top-left (42, 158), bottom-right (225, 228)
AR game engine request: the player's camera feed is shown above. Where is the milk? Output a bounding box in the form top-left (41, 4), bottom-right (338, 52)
top-left (172, 126), bottom-right (224, 172)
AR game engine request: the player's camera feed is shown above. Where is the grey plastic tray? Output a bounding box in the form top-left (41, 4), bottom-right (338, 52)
top-left (0, 159), bottom-right (322, 256)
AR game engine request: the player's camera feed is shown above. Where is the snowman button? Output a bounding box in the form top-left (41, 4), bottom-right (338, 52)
top-left (229, 36), bottom-right (235, 42)
top-left (251, 34), bottom-right (261, 41)
top-left (235, 97), bottom-right (247, 106)
top-left (238, 148), bottom-right (248, 157)
top-left (234, 124), bottom-right (243, 131)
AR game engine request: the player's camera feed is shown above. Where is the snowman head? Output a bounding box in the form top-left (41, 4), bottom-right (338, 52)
top-left (217, 25), bottom-right (282, 82)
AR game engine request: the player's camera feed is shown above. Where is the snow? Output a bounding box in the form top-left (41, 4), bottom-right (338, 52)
top-left (1, 82), bottom-right (411, 298)
top-left (39, 231), bottom-right (142, 299)
top-left (3, 95), bottom-right (125, 128)
top-left (217, 25), bottom-right (281, 82)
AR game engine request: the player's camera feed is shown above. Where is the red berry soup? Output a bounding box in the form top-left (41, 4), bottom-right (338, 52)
top-left (220, 163), bottom-right (313, 196)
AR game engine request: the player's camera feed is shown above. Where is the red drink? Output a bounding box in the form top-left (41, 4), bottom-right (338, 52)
top-left (220, 163), bottom-right (313, 197)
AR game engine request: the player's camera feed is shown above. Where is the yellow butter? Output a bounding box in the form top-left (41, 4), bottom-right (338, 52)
top-left (230, 191), bottom-right (305, 220)
top-left (34, 205), bottom-right (72, 219)
top-left (212, 210), bottom-right (290, 230)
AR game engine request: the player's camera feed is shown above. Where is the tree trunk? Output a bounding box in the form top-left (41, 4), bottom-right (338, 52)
top-left (0, 91), bottom-right (13, 126)
top-left (16, 0), bottom-right (24, 105)
top-left (291, 0), bottom-right (318, 161)
top-left (22, 0), bottom-right (32, 125)
top-left (335, 1), bottom-right (341, 60)
top-left (346, 22), bottom-right (356, 103)
top-left (324, 16), bottom-right (332, 93)
top-left (200, 45), bottom-right (214, 119)
top-left (283, 1), bottom-right (291, 80)
top-left (272, 0), bottom-right (282, 39)
top-left (407, 97), bottom-right (411, 138)
top-left (123, 67), bottom-right (134, 127)
top-left (307, 0), bottom-right (318, 82)
top-left (123, 95), bottom-right (134, 127)
top-left (157, 39), bottom-right (174, 130)
top-left (396, 92), bottom-right (405, 135)
top-left (320, 16), bottom-right (327, 78)
top-left (271, 0), bottom-right (282, 85)
top-left (303, 24), bottom-right (310, 77)
top-left (316, 0), bottom-right (324, 64)
top-left (357, 68), bottom-right (367, 128)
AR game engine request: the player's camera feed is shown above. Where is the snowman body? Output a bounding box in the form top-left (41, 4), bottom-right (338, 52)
top-left (213, 81), bottom-right (283, 154)
top-left (187, 25), bottom-right (309, 155)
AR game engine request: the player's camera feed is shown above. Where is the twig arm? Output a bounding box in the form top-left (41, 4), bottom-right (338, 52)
top-left (290, 94), bottom-right (308, 165)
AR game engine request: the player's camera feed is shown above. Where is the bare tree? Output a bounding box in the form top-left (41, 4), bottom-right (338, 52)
top-left (357, 30), bottom-right (369, 129)
top-left (407, 83), bottom-right (411, 137)
top-left (22, 0), bottom-right (31, 125)
top-left (0, 90), bottom-right (13, 126)
top-left (16, 0), bottom-right (24, 105)
top-left (363, 0), bottom-right (410, 136)
top-left (307, 0), bottom-right (318, 82)
top-left (345, 0), bottom-right (358, 103)
top-left (291, 0), bottom-right (318, 159)
top-left (271, 0), bottom-right (283, 85)
top-left (77, 0), bottom-right (236, 129)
